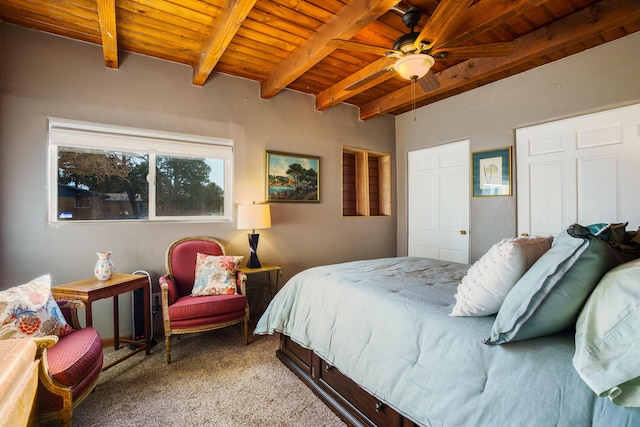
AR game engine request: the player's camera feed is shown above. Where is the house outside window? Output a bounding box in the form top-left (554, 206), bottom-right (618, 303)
top-left (48, 118), bottom-right (234, 223)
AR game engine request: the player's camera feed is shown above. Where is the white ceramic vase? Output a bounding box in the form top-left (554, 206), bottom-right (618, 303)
top-left (94, 251), bottom-right (115, 281)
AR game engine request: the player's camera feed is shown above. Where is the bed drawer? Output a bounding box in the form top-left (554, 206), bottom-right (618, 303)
top-left (277, 334), bottom-right (419, 427)
top-left (318, 359), bottom-right (403, 427)
top-left (279, 335), bottom-right (313, 376)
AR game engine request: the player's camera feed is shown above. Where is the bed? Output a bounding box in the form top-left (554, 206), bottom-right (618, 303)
top-left (254, 225), bottom-right (640, 427)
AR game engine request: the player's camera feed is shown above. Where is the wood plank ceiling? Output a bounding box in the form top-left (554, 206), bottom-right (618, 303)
top-left (1, 0), bottom-right (639, 120)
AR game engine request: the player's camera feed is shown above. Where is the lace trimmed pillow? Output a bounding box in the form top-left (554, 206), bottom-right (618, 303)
top-left (0, 274), bottom-right (74, 339)
top-left (450, 235), bottom-right (554, 316)
top-left (191, 253), bottom-right (244, 296)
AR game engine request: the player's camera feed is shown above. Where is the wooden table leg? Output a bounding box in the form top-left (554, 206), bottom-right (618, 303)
top-left (85, 303), bottom-right (94, 327)
top-left (143, 283), bottom-right (151, 355)
top-left (113, 294), bottom-right (119, 350)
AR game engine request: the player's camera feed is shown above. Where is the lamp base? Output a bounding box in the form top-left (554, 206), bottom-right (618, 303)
top-left (247, 233), bottom-right (262, 268)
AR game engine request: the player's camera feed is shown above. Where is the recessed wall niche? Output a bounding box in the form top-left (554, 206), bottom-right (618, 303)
top-left (342, 147), bottom-right (391, 217)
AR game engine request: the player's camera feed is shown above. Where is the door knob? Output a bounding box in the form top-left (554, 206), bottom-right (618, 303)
top-left (459, 230), bottom-right (467, 235)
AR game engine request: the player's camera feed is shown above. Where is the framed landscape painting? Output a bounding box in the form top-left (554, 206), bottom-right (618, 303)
top-left (472, 147), bottom-right (512, 197)
top-left (266, 151), bottom-right (320, 202)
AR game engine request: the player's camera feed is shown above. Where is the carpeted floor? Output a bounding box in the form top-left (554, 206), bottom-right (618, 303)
top-left (68, 326), bottom-right (347, 426)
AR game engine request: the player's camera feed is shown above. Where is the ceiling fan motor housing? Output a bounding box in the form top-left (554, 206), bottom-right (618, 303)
top-left (393, 32), bottom-right (421, 53)
top-left (394, 7), bottom-right (426, 54)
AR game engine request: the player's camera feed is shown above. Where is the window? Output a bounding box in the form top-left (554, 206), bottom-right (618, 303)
top-left (342, 147), bottom-right (391, 217)
top-left (48, 118), bottom-right (234, 223)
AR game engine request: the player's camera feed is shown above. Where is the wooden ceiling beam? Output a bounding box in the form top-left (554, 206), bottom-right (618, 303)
top-left (260, 0), bottom-right (400, 99)
top-left (438, 0), bottom-right (553, 48)
top-left (315, 56), bottom-right (396, 110)
top-left (359, 0), bottom-right (640, 120)
top-left (192, 0), bottom-right (257, 86)
top-left (96, 0), bottom-right (118, 68)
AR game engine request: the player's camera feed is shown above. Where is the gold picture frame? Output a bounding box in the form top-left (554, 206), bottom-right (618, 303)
top-left (266, 151), bottom-right (320, 202)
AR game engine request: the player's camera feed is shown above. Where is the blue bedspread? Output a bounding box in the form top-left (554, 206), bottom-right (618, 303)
top-left (254, 257), bottom-right (640, 426)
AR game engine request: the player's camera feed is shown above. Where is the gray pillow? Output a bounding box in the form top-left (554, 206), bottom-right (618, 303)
top-left (485, 223), bottom-right (639, 345)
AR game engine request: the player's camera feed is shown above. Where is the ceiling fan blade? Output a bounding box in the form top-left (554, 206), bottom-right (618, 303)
top-left (414, 0), bottom-right (474, 50)
top-left (418, 71), bottom-right (440, 92)
top-left (433, 42), bottom-right (517, 59)
top-left (345, 67), bottom-right (394, 91)
top-left (329, 39), bottom-right (400, 57)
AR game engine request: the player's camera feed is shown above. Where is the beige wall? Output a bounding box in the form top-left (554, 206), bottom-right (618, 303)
top-left (4, 22), bottom-right (639, 338)
top-left (395, 31), bottom-right (640, 262)
top-left (0, 23), bottom-right (396, 337)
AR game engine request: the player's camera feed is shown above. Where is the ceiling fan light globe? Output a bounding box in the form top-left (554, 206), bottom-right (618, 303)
top-left (394, 54), bottom-right (435, 81)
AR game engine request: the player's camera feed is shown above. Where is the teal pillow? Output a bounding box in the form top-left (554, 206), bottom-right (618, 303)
top-left (485, 223), bottom-right (639, 345)
top-left (586, 222), bottom-right (627, 244)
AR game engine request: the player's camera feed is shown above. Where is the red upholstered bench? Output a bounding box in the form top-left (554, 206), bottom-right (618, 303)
top-left (34, 300), bottom-right (103, 427)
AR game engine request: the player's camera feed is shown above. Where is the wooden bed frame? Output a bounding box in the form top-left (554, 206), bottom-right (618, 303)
top-left (277, 334), bottom-right (419, 427)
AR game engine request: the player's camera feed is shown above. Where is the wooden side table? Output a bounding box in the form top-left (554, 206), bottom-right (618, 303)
top-left (238, 264), bottom-right (282, 299)
top-left (51, 273), bottom-right (151, 371)
top-left (238, 264), bottom-right (282, 319)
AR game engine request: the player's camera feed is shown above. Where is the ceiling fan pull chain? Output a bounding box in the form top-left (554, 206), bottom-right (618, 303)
top-left (412, 78), bottom-right (417, 121)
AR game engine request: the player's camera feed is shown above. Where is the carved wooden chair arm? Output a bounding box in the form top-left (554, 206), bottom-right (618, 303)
top-left (32, 335), bottom-right (73, 411)
top-left (33, 335), bottom-right (71, 405)
top-left (159, 276), bottom-right (172, 325)
top-left (57, 299), bottom-right (85, 330)
top-left (237, 271), bottom-right (247, 296)
top-left (33, 336), bottom-right (59, 359)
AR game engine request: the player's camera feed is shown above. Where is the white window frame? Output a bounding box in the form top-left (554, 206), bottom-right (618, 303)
top-left (48, 118), bottom-right (234, 223)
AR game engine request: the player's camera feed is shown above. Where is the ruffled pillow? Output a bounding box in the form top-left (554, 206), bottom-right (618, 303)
top-left (0, 275), bottom-right (73, 339)
top-left (450, 235), bottom-right (554, 316)
top-left (191, 254), bottom-right (244, 296)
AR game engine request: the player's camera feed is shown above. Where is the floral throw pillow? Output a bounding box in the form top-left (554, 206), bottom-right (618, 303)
top-left (0, 275), bottom-right (74, 340)
top-left (191, 254), bottom-right (244, 296)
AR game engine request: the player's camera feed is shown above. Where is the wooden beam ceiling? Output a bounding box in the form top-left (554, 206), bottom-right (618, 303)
top-left (260, 0), bottom-right (400, 99)
top-left (193, 0), bottom-right (258, 86)
top-left (360, 0), bottom-right (640, 120)
top-left (1, 0), bottom-right (638, 120)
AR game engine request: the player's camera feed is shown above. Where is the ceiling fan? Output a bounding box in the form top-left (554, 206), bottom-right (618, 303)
top-left (329, 0), bottom-right (517, 92)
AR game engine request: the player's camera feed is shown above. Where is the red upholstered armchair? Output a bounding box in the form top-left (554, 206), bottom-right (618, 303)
top-left (34, 300), bottom-right (103, 427)
top-left (159, 236), bottom-right (249, 363)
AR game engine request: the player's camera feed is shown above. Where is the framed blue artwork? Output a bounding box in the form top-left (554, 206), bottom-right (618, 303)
top-left (472, 147), bottom-right (512, 197)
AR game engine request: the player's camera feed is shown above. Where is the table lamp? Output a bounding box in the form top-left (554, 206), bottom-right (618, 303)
top-left (237, 202), bottom-right (271, 268)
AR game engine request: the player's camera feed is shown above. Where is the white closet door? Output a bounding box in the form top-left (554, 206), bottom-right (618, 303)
top-left (516, 103), bottom-right (640, 236)
top-left (408, 140), bottom-right (470, 263)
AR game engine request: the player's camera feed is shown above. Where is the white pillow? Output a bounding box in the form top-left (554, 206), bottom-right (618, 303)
top-left (450, 235), bottom-right (553, 316)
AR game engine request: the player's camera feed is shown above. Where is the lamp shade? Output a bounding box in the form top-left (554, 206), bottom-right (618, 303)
top-left (237, 203), bottom-right (271, 231)
top-left (394, 54), bottom-right (435, 81)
